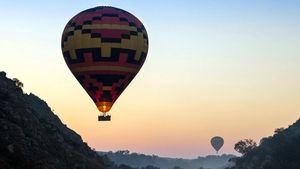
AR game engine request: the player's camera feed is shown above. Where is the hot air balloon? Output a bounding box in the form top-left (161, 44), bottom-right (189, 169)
top-left (61, 6), bottom-right (149, 121)
top-left (211, 136), bottom-right (224, 154)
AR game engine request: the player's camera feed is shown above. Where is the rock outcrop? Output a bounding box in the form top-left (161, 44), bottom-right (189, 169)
top-left (0, 71), bottom-right (109, 169)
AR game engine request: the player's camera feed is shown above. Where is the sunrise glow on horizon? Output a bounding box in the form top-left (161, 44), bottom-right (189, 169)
top-left (1, 0), bottom-right (300, 158)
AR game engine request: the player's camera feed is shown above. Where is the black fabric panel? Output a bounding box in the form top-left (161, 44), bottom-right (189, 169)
top-left (101, 38), bottom-right (122, 43)
top-left (91, 74), bottom-right (126, 86)
top-left (64, 51), bottom-right (84, 64)
top-left (102, 14), bottom-right (118, 17)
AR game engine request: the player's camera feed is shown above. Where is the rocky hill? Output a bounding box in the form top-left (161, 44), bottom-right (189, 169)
top-left (0, 71), bottom-right (112, 169)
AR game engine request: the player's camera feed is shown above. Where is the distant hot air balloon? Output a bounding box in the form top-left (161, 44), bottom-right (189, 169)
top-left (61, 6), bottom-right (149, 121)
top-left (211, 136), bottom-right (224, 154)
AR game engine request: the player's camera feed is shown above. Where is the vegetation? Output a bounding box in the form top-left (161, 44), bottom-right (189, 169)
top-left (99, 151), bottom-right (235, 169)
top-left (227, 119), bottom-right (300, 169)
top-left (12, 78), bottom-right (23, 88)
top-left (234, 139), bottom-right (257, 155)
top-left (0, 71), bottom-right (138, 169)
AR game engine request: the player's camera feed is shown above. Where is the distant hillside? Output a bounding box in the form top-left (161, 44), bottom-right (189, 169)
top-left (0, 71), bottom-right (234, 169)
top-left (0, 71), bottom-right (114, 169)
top-left (98, 151), bottom-right (235, 169)
top-left (227, 119), bottom-right (300, 169)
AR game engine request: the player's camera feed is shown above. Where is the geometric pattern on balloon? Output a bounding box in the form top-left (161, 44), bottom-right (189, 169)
top-left (61, 6), bottom-right (149, 113)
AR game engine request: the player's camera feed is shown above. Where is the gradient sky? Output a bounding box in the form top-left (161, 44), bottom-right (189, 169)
top-left (1, 0), bottom-right (300, 158)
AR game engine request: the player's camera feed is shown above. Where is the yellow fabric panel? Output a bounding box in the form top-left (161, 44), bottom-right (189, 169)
top-left (63, 34), bottom-right (147, 52)
top-left (134, 32), bottom-right (145, 60)
top-left (72, 66), bottom-right (140, 74)
top-left (63, 32), bottom-right (102, 59)
top-left (101, 43), bottom-right (112, 57)
top-left (67, 24), bottom-right (138, 32)
top-left (62, 25), bottom-right (148, 61)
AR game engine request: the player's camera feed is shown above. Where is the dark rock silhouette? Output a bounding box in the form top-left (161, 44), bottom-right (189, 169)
top-left (0, 71), bottom-right (111, 169)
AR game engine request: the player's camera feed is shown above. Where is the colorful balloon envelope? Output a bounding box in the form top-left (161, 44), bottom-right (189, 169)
top-left (61, 6), bottom-right (149, 116)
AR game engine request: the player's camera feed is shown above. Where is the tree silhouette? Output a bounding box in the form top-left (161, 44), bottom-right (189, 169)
top-left (12, 78), bottom-right (24, 88)
top-left (234, 139), bottom-right (257, 155)
top-left (274, 128), bottom-right (285, 134)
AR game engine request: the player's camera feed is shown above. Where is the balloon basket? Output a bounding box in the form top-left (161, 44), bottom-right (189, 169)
top-left (98, 115), bottom-right (111, 121)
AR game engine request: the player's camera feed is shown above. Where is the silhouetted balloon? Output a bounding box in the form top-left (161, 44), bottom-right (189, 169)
top-left (61, 6), bottom-right (148, 115)
top-left (211, 136), bottom-right (224, 153)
